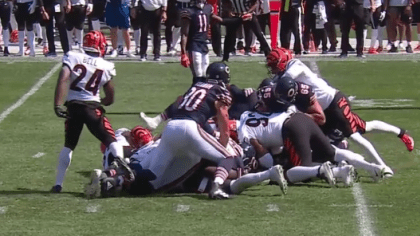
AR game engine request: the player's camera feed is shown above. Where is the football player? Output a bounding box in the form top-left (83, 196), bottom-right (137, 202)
top-left (180, 0), bottom-right (249, 83)
top-left (0, 0), bottom-right (11, 56)
top-left (238, 90), bottom-right (390, 185)
top-left (52, 31), bottom-right (134, 193)
top-left (87, 131), bottom-right (287, 198)
top-left (14, 0), bottom-right (37, 56)
top-left (65, 0), bottom-right (93, 51)
top-left (266, 47), bottom-right (415, 178)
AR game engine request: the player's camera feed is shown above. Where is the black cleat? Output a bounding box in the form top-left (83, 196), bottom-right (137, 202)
top-left (50, 185), bottom-right (62, 193)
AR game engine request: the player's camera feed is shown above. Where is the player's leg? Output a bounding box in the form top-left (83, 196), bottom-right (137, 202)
top-left (130, 6), bottom-right (141, 54)
top-left (73, 5), bottom-right (87, 50)
top-left (26, 8), bottom-right (36, 56)
top-left (15, 3), bottom-right (27, 55)
top-left (229, 165), bottom-right (288, 195)
top-left (52, 104), bottom-right (84, 193)
top-left (0, 2), bottom-right (11, 56)
top-left (53, 7), bottom-right (70, 54)
top-left (365, 120), bottom-right (414, 151)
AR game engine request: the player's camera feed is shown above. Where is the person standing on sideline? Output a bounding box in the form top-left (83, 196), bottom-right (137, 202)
top-left (338, 0), bottom-right (366, 57)
top-left (39, 0), bottom-right (70, 57)
top-left (280, 0), bottom-right (304, 55)
top-left (138, 0), bottom-right (167, 61)
top-left (106, 0), bottom-right (135, 57)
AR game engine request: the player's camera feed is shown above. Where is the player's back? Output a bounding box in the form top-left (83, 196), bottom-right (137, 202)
top-left (238, 109), bottom-right (296, 154)
top-left (284, 59), bottom-right (336, 110)
top-left (64, 51), bottom-right (116, 103)
top-left (172, 82), bottom-right (232, 127)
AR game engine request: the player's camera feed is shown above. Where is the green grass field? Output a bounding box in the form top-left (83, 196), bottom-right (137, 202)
top-left (0, 59), bottom-right (419, 236)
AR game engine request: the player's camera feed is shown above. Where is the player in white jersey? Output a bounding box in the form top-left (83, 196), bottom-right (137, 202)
top-left (52, 31), bottom-right (134, 193)
top-left (266, 48), bottom-right (414, 178)
top-left (238, 94), bottom-right (389, 186)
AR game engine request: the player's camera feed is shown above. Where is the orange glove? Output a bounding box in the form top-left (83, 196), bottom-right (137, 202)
top-left (181, 54), bottom-right (190, 68)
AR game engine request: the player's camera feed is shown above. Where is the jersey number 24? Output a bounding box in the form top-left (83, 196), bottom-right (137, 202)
top-left (70, 64), bottom-right (103, 96)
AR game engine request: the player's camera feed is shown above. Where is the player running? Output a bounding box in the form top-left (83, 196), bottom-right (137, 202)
top-left (52, 31), bottom-right (134, 193)
top-left (266, 47), bottom-right (414, 178)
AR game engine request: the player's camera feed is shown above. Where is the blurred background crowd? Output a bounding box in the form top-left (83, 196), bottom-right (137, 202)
top-left (1, 0), bottom-right (419, 58)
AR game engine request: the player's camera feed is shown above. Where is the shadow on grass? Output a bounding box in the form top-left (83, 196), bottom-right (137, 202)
top-left (0, 188), bottom-right (85, 198)
top-left (76, 171), bottom-right (92, 179)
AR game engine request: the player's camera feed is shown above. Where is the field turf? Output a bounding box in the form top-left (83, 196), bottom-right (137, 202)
top-left (0, 60), bottom-right (419, 236)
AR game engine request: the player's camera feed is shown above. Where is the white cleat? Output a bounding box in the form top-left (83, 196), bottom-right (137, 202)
top-left (167, 49), bottom-right (177, 57)
top-left (139, 112), bottom-right (159, 130)
top-left (269, 165), bottom-right (288, 195)
top-left (85, 169), bottom-right (103, 199)
top-left (382, 165), bottom-right (394, 179)
top-left (319, 161), bottom-right (336, 186)
top-left (126, 51), bottom-right (136, 58)
top-left (370, 164), bottom-right (385, 182)
top-left (109, 50), bottom-right (118, 58)
top-left (335, 164), bottom-right (356, 187)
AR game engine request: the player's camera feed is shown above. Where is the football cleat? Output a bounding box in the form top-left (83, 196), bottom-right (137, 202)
top-left (109, 49), bottom-right (118, 58)
top-left (208, 182), bottom-right (230, 199)
top-left (406, 45), bottom-right (413, 54)
top-left (319, 161), bottom-right (336, 186)
top-left (167, 48), bottom-right (177, 56)
top-left (269, 165), bottom-right (288, 195)
top-left (334, 164), bottom-right (355, 187)
top-left (376, 46), bottom-right (383, 53)
top-left (370, 164), bottom-right (385, 182)
top-left (85, 169), bottom-right (104, 199)
top-left (3, 47), bottom-right (9, 57)
top-left (126, 51), bottom-right (135, 58)
top-left (415, 44), bottom-right (420, 51)
top-left (368, 47), bottom-right (378, 54)
top-left (43, 46), bottom-right (49, 55)
top-left (382, 165), bottom-right (394, 179)
top-left (400, 133), bottom-right (414, 152)
top-left (50, 185), bottom-right (62, 193)
top-left (140, 54), bottom-right (147, 61)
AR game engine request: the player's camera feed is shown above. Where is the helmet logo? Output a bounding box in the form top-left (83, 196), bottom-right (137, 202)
top-left (225, 66), bottom-right (230, 74)
top-left (287, 88), bottom-right (295, 98)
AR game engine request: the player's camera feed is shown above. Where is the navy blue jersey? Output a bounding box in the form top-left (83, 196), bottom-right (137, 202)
top-left (228, 85), bottom-right (258, 120)
top-left (258, 82), bottom-right (315, 112)
top-left (172, 82), bottom-right (232, 127)
top-left (181, 5), bottom-right (213, 53)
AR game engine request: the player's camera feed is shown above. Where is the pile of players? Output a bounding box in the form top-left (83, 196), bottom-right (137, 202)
top-left (51, 30), bottom-right (414, 199)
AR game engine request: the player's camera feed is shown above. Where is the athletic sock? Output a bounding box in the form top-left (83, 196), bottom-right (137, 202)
top-left (334, 147), bottom-right (381, 171)
top-left (133, 29), bottom-right (140, 49)
top-left (55, 147), bottom-right (73, 186)
top-left (370, 29), bottom-right (378, 48)
top-left (349, 132), bottom-right (386, 166)
top-left (18, 31), bottom-right (25, 54)
top-left (229, 170), bottom-right (270, 194)
top-left (27, 30), bottom-right (35, 55)
top-left (171, 27), bottom-right (181, 49)
top-left (285, 166), bottom-right (319, 183)
top-left (92, 20), bottom-right (101, 31)
top-left (3, 29), bottom-right (9, 47)
top-left (365, 120), bottom-right (401, 135)
top-left (75, 29), bottom-right (83, 49)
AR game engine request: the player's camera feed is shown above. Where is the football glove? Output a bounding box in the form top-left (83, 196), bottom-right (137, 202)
top-left (54, 105), bottom-right (68, 119)
top-left (181, 54), bottom-right (190, 68)
top-left (379, 11), bottom-right (386, 22)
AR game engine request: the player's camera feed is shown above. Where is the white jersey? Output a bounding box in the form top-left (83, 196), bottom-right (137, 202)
top-left (283, 59), bottom-right (336, 110)
top-left (63, 51), bottom-right (116, 103)
top-left (238, 108), bottom-right (296, 155)
top-left (363, 0), bottom-right (382, 8)
top-left (130, 140), bottom-right (161, 163)
top-left (103, 128), bottom-right (130, 169)
top-left (70, 0), bottom-right (86, 5)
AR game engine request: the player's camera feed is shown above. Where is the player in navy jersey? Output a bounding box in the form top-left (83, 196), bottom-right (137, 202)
top-left (180, 0), bottom-right (247, 83)
top-left (134, 62), bottom-right (243, 199)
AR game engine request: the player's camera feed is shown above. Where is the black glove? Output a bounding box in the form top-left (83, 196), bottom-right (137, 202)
top-left (54, 105), bottom-right (68, 118)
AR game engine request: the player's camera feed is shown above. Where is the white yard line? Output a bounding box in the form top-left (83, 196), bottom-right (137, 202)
top-left (0, 63), bottom-right (61, 124)
top-left (309, 61), bottom-right (376, 236)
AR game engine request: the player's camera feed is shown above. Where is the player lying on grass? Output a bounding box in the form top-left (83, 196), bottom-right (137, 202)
top-left (237, 85), bottom-right (388, 186)
top-left (51, 31), bottom-right (134, 193)
top-left (266, 47), bottom-right (414, 178)
top-left (86, 124), bottom-right (288, 199)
